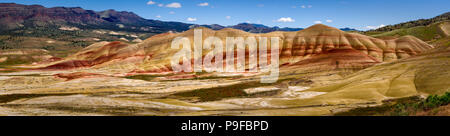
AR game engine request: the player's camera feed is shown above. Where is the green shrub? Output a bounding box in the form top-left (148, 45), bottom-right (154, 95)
top-left (335, 91), bottom-right (450, 116)
top-left (421, 92), bottom-right (450, 110)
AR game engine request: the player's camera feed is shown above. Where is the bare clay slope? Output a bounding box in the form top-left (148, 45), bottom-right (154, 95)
top-left (139, 24), bottom-right (429, 72)
top-left (42, 24), bottom-right (431, 73)
top-left (277, 45), bottom-right (450, 108)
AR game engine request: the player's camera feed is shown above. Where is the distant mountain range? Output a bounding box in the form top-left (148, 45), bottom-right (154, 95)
top-left (194, 23), bottom-right (304, 33)
top-left (194, 23), bottom-right (361, 33)
top-left (0, 3), bottom-right (192, 33)
top-left (0, 3), bottom-right (359, 34)
top-left (195, 23), bottom-right (359, 33)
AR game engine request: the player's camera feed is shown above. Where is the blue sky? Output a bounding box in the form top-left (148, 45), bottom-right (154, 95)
top-left (1, 0), bottom-right (449, 30)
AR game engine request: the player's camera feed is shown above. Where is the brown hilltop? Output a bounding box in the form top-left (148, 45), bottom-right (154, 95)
top-left (133, 24), bottom-right (432, 72)
top-left (37, 24), bottom-right (433, 72)
top-left (301, 23), bottom-right (342, 32)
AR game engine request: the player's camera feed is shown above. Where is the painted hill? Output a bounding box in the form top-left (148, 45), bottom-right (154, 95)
top-left (136, 24), bottom-right (430, 72)
top-left (227, 45), bottom-right (450, 116)
top-left (41, 41), bottom-right (145, 70)
top-left (38, 24), bottom-right (433, 74)
top-left (295, 43), bottom-right (450, 107)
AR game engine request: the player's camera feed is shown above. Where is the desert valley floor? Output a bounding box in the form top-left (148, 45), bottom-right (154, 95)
top-left (0, 23), bottom-right (449, 116)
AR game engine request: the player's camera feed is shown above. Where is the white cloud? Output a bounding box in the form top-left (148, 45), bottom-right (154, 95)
top-left (187, 17), bottom-right (197, 22)
top-left (246, 21), bottom-right (251, 23)
top-left (277, 17), bottom-right (295, 22)
top-left (301, 5), bottom-right (312, 8)
top-left (198, 2), bottom-right (209, 7)
top-left (257, 4), bottom-right (264, 7)
top-left (169, 11), bottom-right (175, 14)
top-left (365, 24), bottom-right (386, 30)
top-left (158, 4), bottom-right (164, 7)
top-left (226, 16), bottom-right (231, 19)
top-left (166, 2), bottom-right (181, 8)
top-left (156, 15), bottom-right (161, 18)
top-left (314, 21), bottom-right (323, 24)
top-left (326, 20), bottom-right (333, 23)
top-left (147, 1), bottom-right (156, 5)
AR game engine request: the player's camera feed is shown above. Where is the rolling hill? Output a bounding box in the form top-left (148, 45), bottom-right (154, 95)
top-left (369, 12), bottom-right (450, 32)
top-left (35, 24), bottom-right (432, 73)
top-left (369, 21), bottom-right (450, 48)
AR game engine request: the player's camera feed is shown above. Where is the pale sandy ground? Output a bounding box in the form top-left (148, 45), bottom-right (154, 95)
top-left (0, 69), bottom-right (383, 116)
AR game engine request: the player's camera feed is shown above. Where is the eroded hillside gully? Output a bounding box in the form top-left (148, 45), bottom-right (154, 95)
top-left (170, 29), bottom-right (280, 83)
